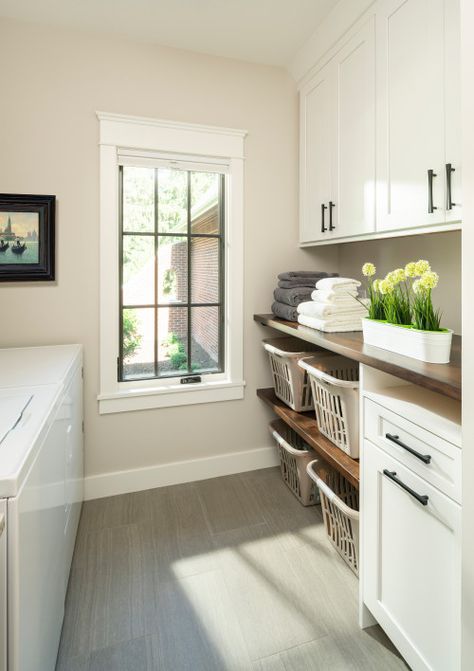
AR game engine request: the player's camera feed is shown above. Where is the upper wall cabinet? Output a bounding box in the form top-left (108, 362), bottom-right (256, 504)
top-left (299, 0), bottom-right (461, 246)
top-left (300, 18), bottom-right (376, 244)
top-left (376, 0), bottom-right (461, 233)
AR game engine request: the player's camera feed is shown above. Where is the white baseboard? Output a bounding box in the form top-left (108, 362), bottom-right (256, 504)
top-left (84, 445), bottom-right (280, 500)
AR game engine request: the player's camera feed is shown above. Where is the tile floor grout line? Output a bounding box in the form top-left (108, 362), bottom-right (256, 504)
top-left (253, 633), bottom-right (333, 667)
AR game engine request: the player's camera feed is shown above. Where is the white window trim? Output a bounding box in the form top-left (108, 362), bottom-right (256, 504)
top-left (97, 112), bottom-right (247, 414)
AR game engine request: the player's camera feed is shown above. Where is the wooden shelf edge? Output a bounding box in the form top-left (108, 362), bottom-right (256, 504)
top-left (257, 387), bottom-right (359, 488)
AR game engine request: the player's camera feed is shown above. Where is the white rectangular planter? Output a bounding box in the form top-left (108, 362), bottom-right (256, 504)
top-left (362, 318), bottom-right (453, 364)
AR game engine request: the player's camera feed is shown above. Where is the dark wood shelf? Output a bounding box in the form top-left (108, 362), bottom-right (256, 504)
top-left (254, 313), bottom-right (461, 401)
top-left (257, 387), bottom-right (359, 487)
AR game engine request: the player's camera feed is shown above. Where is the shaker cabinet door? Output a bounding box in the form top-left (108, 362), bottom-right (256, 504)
top-left (444, 0), bottom-right (462, 223)
top-left (332, 17), bottom-right (376, 240)
top-left (363, 439), bottom-right (461, 671)
top-left (376, 0), bottom-right (446, 232)
top-left (299, 63), bottom-right (334, 244)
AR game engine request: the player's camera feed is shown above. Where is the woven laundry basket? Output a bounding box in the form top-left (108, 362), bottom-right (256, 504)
top-left (298, 355), bottom-right (360, 457)
top-left (263, 337), bottom-right (330, 412)
top-left (307, 459), bottom-right (360, 575)
top-left (270, 420), bottom-right (318, 506)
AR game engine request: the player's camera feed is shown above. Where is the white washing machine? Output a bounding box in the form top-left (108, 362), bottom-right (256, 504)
top-left (0, 345), bottom-right (84, 671)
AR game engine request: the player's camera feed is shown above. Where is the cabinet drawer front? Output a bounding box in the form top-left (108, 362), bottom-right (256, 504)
top-left (364, 397), bottom-right (461, 502)
top-left (363, 439), bottom-right (461, 671)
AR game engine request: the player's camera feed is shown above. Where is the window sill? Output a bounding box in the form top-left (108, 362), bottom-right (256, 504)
top-left (98, 379), bottom-right (245, 414)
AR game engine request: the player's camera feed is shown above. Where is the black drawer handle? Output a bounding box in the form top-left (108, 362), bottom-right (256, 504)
top-left (321, 203), bottom-right (327, 233)
top-left (383, 469), bottom-right (429, 506)
top-left (385, 433), bottom-right (432, 464)
top-left (329, 201), bottom-right (336, 231)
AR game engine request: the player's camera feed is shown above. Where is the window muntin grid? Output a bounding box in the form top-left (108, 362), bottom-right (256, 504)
top-left (118, 165), bottom-right (225, 382)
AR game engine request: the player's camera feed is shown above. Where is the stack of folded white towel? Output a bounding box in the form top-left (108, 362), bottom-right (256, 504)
top-left (297, 277), bottom-right (367, 332)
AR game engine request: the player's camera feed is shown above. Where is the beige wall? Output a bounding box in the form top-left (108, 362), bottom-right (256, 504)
top-left (0, 19), bottom-right (338, 482)
top-left (337, 230), bottom-right (462, 334)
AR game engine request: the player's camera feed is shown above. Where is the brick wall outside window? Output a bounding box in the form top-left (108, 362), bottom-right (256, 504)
top-left (167, 204), bottom-right (220, 367)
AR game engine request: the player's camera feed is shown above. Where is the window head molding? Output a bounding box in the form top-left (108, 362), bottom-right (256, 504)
top-left (97, 111), bottom-right (247, 161)
top-left (97, 112), bottom-right (246, 414)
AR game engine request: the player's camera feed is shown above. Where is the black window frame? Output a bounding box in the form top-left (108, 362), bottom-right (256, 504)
top-left (118, 164), bottom-right (226, 382)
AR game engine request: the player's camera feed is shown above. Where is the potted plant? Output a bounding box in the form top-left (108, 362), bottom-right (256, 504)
top-left (360, 260), bottom-right (453, 364)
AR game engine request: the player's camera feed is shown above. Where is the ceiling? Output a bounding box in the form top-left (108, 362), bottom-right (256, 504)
top-left (0, 0), bottom-right (339, 66)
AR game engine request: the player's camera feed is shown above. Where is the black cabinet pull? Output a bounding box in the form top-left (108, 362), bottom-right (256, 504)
top-left (383, 469), bottom-right (429, 506)
top-left (427, 169), bottom-right (437, 213)
top-left (385, 433), bottom-right (432, 464)
top-left (446, 163), bottom-right (456, 210)
top-left (321, 203), bottom-right (327, 233)
top-left (329, 201), bottom-right (336, 231)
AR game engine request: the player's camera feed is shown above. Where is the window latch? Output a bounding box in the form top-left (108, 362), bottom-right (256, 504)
top-left (180, 375), bottom-right (202, 384)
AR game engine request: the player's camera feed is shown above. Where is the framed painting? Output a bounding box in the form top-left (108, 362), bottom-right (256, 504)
top-left (0, 194), bottom-right (55, 281)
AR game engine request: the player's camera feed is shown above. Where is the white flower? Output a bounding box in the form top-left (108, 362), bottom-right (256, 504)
top-left (419, 270), bottom-right (439, 290)
top-left (415, 259), bottom-right (431, 276)
top-left (379, 279), bottom-right (394, 295)
top-left (388, 268), bottom-right (406, 284)
top-left (405, 262), bottom-right (417, 278)
top-left (362, 262), bottom-right (376, 277)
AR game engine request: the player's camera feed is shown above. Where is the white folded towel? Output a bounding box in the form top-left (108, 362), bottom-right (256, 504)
top-left (298, 314), bottom-right (363, 333)
top-left (297, 301), bottom-right (367, 319)
top-left (316, 277), bottom-right (361, 292)
top-left (311, 289), bottom-right (359, 304)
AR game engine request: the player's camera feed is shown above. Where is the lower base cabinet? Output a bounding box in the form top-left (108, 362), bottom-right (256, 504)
top-left (362, 439), bottom-right (461, 671)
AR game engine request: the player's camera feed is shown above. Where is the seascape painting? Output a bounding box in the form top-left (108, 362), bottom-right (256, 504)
top-left (0, 194), bottom-right (55, 281)
top-left (0, 212), bottom-right (39, 264)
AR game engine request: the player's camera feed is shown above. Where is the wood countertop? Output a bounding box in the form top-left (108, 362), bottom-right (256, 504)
top-left (254, 314), bottom-right (461, 401)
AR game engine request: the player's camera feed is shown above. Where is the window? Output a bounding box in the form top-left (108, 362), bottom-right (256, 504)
top-left (97, 113), bottom-right (246, 414)
top-left (119, 163), bottom-right (225, 382)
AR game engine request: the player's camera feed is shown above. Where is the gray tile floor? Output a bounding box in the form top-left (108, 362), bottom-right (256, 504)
top-left (56, 467), bottom-right (408, 671)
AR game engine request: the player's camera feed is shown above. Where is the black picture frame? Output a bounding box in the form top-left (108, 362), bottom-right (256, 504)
top-left (0, 194), bottom-right (55, 282)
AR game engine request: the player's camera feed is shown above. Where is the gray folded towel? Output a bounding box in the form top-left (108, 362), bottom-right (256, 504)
top-left (271, 301), bottom-right (298, 322)
top-left (273, 286), bottom-right (313, 306)
top-left (278, 279), bottom-right (321, 289)
top-left (277, 272), bottom-right (338, 288)
top-left (278, 271), bottom-right (332, 280)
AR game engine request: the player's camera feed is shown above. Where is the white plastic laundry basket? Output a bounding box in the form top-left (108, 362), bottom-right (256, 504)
top-left (307, 459), bottom-right (360, 575)
top-left (263, 337), bottom-right (329, 412)
top-left (270, 420), bottom-right (318, 506)
top-left (298, 355), bottom-right (360, 457)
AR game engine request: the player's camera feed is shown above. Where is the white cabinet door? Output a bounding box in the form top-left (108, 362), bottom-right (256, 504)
top-left (376, 0), bottom-right (446, 232)
top-left (332, 17), bottom-right (376, 239)
top-left (444, 0), bottom-right (462, 223)
top-left (363, 439), bottom-right (461, 671)
top-left (299, 18), bottom-right (376, 244)
top-left (299, 62), bottom-right (335, 244)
